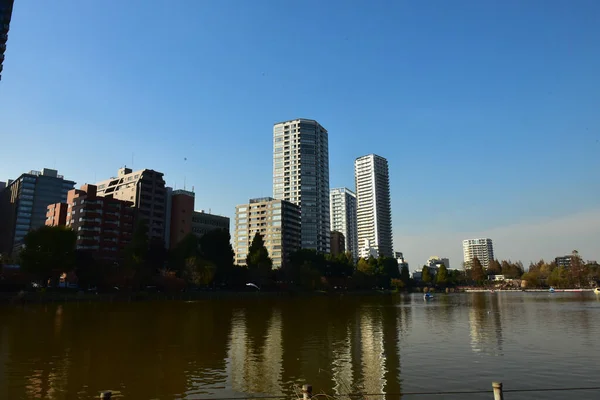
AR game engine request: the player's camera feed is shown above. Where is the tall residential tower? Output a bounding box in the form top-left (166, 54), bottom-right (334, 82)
top-left (273, 119), bottom-right (330, 253)
top-left (355, 154), bottom-right (393, 258)
top-left (462, 238), bottom-right (494, 269)
top-left (330, 187), bottom-right (358, 259)
top-left (0, 0), bottom-right (14, 81)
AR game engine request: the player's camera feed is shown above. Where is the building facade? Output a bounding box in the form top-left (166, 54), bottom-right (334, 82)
top-left (355, 154), bottom-right (393, 258)
top-left (234, 197), bottom-right (301, 268)
top-left (462, 238), bottom-right (494, 269)
top-left (191, 210), bottom-right (229, 238)
top-left (330, 187), bottom-right (358, 259)
top-left (330, 231), bottom-right (345, 256)
top-left (0, 168), bottom-right (75, 254)
top-left (168, 189), bottom-right (230, 249)
top-left (273, 119), bottom-right (330, 253)
top-left (46, 184), bottom-right (135, 259)
top-left (555, 255), bottom-right (574, 269)
top-left (427, 256), bottom-right (450, 269)
top-left (95, 167), bottom-right (167, 245)
top-left (168, 190), bottom-right (195, 249)
top-left (0, 0), bottom-right (14, 81)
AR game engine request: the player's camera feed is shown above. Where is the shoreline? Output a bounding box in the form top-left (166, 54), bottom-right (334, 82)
top-left (0, 287), bottom-right (596, 305)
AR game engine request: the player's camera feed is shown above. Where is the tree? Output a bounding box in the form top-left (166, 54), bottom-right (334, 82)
top-left (487, 259), bottom-right (502, 276)
top-left (421, 265), bottom-right (432, 284)
top-left (400, 264), bottom-right (410, 286)
top-left (436, 264), bottom-right (449, 286)
top-left (20, 226), bottom-right (76, 285)
top-left (246, 232), bottom-right (272, 284)
top-left (470, 257), bottom-right (486, 283)
top-left (357, 257), bottom-right (375, 275)
top-left (569, 250), bottom-right (587, 288)
top-left (199, 229), bottom-right (235, 273)
top-left (184, 256), bottom-right (216, 286)
top-left (521, 271), bottom-right (540, 287)
top-left (170, 233), bottom-right (201, 272)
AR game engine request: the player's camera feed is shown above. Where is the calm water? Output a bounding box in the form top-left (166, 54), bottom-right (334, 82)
top-left (0, 292), bottom-right (599, 399)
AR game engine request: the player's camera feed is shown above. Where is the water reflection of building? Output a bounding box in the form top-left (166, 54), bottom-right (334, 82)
top-left (227, 308), bottom-right (283, 396)
top-left (468, 294), bottom-right (503, 356)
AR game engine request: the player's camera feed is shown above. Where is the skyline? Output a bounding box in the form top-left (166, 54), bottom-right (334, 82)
top-left (1, 1), bottom-right (599, 266)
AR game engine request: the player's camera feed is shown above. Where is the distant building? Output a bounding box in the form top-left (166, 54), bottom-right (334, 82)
top-left (234, 197), bottom-right (301, 268)
top-left (427, 256), bottom-right (450, 269)
top-left (47, 184), bottom-right (135, 260)
top-left (463, 238), bottom-right (494, 269)
top-left (0, 168), bottom-right (75, 254)
top-left (355, 154), bottom-right (393, 258)
top-left (191, 210), bottom-right (229, 238)
top-left (0, 0), bottom-right (14, 81)
top-left (395, 251), bottom-right (409, 273)
top-left (168, 189), bottom-right (230, 249)
top-left (330, 231), bottom-right (345, 256)
top-left (95, 167), bottom-right (167, 245)
top-left (0, 181), bottom-right (6, 191)
top-left (330, 187), bottom-right (358, 259)
top-left (273, 119), bottom-right (330, 253)
top-left (555, 255), bottom-right (575, 269)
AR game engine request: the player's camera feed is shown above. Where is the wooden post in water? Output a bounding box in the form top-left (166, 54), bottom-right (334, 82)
top-left (492, 382), bottom-right (503, 400)
top-left (100, 391), bottom-right (112, 399)
top-left (302, 384), bottom-right (312, 400)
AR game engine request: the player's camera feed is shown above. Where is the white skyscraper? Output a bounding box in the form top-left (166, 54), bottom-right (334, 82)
top-left (273, 119), bottom-right (330, 252)
top-left (354, 154), bottom-right (393, 258)
top-left (463, 238), bottom-right (494, 269)
top-left (330, 187), bottom-right (358, 259)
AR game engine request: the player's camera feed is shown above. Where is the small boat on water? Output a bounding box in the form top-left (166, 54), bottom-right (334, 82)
top-left (424, 293), bottom-right (434, 300)
top-left (594, 288), bottom-right (600, 295)
top-left (549, 287), bottom-right (555, 293)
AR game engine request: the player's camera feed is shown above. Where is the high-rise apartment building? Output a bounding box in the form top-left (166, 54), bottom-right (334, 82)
top-left (47, 184), bottom-right (135, 260)
top-left (462, 238), bottom-right (494, 269)
top-left (0, 0), bottom-right (14, 81)
top-left (330, 187), bottom-right (358, 259)
top-left (95, 167), bottom-right (167, 245)
top-left (355, 154), bottom-right (393, 258)
top-left (234, 197), bottom-right (301, 268)
top-left (273, 119), bottom-right (330, 253)
top-left (0, 168), bottom-right (75, 254)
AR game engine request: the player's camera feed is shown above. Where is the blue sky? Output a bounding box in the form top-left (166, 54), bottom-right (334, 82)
top-left (1, 0), bottom-right (599, 267)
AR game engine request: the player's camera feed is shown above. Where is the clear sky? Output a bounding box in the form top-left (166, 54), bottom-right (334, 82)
top-left (1, 0), bottom-right (599, 268)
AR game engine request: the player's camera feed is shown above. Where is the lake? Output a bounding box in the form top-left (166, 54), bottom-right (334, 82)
top-left (0, 292), bottom-right (599, 399)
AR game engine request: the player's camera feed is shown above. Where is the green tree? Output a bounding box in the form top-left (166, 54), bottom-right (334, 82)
top-left (20, 226), bottom-right (77, 285)
top-left (569, 250), bottom-right (587, 288)
top-left (486, 259), bottom-right (502, 276)
top-left (400, 264), bottom-right (410, 286)
top-left (199, 229), bottom-right (235, 273)
top-left (521, 271), bottom-right (540, 287)
top-left (470, 257), bottom-right (486, 283)
top-left (436, 264), bottom-right (449, 286)
top-left (357, 257), bottom-right (376, 275)
top-left (421, 265), bottom-right (432, 284)
top-left (184, 256), bottom-right (216, 286)
top-left (246, 232), bottom-right (273, 284)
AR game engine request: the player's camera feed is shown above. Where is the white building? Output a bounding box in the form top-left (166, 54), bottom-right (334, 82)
top-left (427, 256), bottom-right (450, 269)
top-left (330, 187), bottom-right (358, 259)
top-left (273, 119), bottom-right (330, 253)
top-left (463, 238), bottom-right (494, 269)
top-left (355, 154), bottom-right (393, 258)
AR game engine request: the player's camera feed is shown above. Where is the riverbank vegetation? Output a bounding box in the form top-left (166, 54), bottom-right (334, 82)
top-left (1, 226), bottom-right (599, 294)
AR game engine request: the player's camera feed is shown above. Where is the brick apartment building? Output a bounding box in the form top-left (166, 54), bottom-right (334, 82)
top-left (46, 184), bottom-right (134, 260)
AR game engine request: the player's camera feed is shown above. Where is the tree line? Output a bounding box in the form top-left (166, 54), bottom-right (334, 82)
top-left (4, 225), bottom-right (599, 291)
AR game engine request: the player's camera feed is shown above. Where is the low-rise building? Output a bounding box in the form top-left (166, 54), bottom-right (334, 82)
top-left (234, 197), bottom-right (301, 268)
top-left (168, 189), bottom-right (230, 249)
top-left (47, 184), bottom-right (134, 260)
